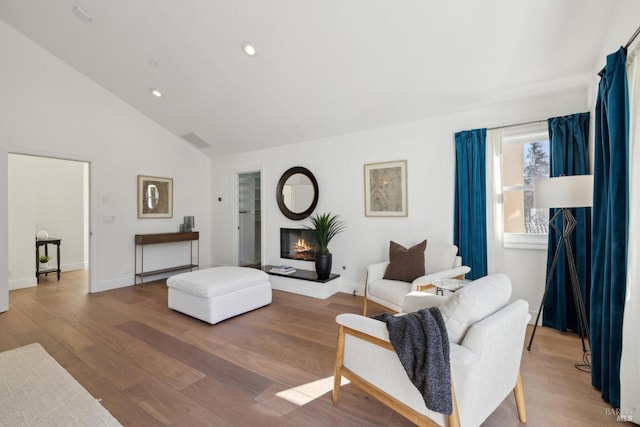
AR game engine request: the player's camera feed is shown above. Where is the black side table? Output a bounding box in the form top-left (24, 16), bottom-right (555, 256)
top-left (36, 237), bottom-right (61, 284)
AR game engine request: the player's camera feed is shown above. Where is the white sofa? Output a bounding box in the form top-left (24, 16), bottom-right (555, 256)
top-left (363, 242), bottom-right (470, 314)
top-left (334, 274), bottom-right (530, 427)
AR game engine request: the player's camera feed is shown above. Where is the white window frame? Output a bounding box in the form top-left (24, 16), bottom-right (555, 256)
top-left (500, 123), bottom-right (549, 250)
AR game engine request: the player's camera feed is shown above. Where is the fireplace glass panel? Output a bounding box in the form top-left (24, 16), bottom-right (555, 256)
top-left (280, 228), bottom-right (317, 261)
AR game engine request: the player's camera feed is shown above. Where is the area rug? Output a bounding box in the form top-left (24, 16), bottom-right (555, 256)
top-left (0, 343), bottom-right (121, 426)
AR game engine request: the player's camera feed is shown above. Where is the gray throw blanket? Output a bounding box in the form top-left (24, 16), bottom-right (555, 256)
top-left (373, 307), bottom-right (452, 414)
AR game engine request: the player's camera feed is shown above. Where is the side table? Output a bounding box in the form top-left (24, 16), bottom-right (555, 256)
top-left (36, 237), bottom-right (62, 284)
top-left (433, 278), bottom-right (470, 295)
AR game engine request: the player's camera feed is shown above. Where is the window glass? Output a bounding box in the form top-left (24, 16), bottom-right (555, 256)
top-left (502, 143), bottom-right (524, 187)
top-left (502, 136), bottom-right (550, 237)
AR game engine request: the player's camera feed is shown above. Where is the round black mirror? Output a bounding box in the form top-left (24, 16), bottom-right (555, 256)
top-left (276, 167), bottom-right (319, 220)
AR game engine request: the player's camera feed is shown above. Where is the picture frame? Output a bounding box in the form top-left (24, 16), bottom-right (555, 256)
top-left (137, 175), bottom-right (173, 218)
top-left (364, 160), bottom-right (408, 217)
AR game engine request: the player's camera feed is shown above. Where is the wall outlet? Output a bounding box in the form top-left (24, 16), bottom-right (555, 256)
top-left (103, 215), bottom-right (115, 224)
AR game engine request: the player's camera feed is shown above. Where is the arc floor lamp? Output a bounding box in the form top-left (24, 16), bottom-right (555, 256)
top-left (527, 175), bottom-right (593, 369)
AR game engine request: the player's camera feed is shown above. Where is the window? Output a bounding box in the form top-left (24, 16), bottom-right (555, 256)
top-left (501, 125), bottom-right (550, 248)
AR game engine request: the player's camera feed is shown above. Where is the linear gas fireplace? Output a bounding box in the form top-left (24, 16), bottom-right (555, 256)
top-left (280, 228), bottom-right (317, 261)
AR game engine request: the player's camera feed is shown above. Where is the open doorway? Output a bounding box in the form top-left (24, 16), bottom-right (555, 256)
top-left (7, 154), bottom-right (90, 291)
top-left (237, 170), bottom-right (262, 267)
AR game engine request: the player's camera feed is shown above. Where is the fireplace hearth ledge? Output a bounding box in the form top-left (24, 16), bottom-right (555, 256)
top-left (261, 265), bottom-right (340, 299)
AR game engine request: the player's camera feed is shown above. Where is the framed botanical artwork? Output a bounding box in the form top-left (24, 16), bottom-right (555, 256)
top-left (137, 175), bottom-right (173, 218)
top-left (364, 160), bottom-right (408, 217)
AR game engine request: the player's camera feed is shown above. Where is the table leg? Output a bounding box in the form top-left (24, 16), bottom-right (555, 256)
top-left (56, 242), bottom-right (61, 281)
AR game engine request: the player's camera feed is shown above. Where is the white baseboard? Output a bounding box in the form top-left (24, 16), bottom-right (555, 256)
top-left (61, 262), bottom-right (86, 272)
top-left (9, 277), bottom-right (37, 290)
top-left (94, 276), bottom-right (137, 292)
top-left (339, 279), bottom-right (363, 296)
top-left (529, 309), bottom-right (541, 325)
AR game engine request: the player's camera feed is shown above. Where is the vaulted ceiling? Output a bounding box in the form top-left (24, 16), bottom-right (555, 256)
top-left (0, 1), bottom-right (621, 157)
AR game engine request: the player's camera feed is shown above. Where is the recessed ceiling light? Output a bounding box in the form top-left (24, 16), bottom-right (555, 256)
top-left (150, 88), bottom-right (162, 98)
top-left (242, 42), bottom-right (256, 56)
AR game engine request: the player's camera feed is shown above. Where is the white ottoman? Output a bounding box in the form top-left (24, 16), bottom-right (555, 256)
top-left (166, 266), bottom-right (272, 324)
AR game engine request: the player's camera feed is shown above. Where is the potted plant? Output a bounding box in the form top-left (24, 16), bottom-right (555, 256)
top-left (307, 212), bottom-right (345, 279)
top-left (39, 255), bottom-right (51, 269)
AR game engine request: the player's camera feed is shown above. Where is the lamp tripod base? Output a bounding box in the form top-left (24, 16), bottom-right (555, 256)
top-left (527, 208), bottom-right (590, 372)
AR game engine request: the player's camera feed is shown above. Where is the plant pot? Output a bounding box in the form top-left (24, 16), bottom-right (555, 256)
top-left (39, 262), bottom-right (48, 269)
top-left (315, 253), bottom-right (332, 280)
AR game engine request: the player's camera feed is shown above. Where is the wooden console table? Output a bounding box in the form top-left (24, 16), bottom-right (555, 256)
top-left (134, 232), bottom-right (199, 284)
top-left (36, 237), bottom-right (61, 284)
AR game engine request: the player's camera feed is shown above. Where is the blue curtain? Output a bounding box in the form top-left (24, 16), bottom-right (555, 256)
top-left (591, 47), bottom-right (629, 409)
top-left (543, 113), bottom-right (591, 333)
top-left (454, 129), bottom-right (487, 280)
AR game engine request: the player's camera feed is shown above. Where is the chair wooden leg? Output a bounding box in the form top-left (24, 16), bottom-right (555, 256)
top-left (333, 325), bottom-right (346, 404)
top-left (447, 380), bottom-right (461, 427)
top-left (362, 272), bottom-right (369, 316)
top-left (513, 371), bottom-right (526, 423)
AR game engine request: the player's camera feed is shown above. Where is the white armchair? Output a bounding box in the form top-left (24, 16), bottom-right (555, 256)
top-left (334, 274), bottom-right (529, 427)
top-left (363, 242), bottom-right (470, 315)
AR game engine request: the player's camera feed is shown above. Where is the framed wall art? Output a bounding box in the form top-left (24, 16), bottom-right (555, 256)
top-left (137, 175), bottom-right (173, 218)
top-left (364, 160), bottom-right (407, 217)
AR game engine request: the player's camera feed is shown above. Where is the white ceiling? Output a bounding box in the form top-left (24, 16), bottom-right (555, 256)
top-left (0, 1), bottom-right (620, 157)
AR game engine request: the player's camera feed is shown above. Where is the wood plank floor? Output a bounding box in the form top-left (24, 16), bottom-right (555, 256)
top-left (0, 271), bottom-right (622, 426)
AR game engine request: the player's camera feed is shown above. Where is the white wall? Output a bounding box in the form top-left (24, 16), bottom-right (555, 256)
top-left (586, 0), bottom-right (640, 160)
top-left (0, 21), bottom-right (211, 308)
top-left (211, 85), bottom-right (589, 316)
top-left (0, 152), bottom-right (7, 311)
top-left (8, 154), bottom-right (87, 290)
top-left (594, 0), bottom-right (640, 69)
top-left (7, 154), bottom-right (36, 290)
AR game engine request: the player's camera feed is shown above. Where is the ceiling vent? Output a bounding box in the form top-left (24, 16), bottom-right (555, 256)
top-left (181, 132), bottom-right (211, 149)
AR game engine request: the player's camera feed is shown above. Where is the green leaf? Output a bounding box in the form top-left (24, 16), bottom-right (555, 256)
top-left (305, 212), bottom-right (346, 254)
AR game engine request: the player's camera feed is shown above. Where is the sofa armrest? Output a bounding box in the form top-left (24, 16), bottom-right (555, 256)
top-left (411, 266), bottom-right (471, 290)
top-left (336, 313), bottom-right (390, 343)
top-left (366, 261), bottom-right (390, 284)
top-left (450, 343), bottom-right (478, 367)
top-left (402, 292), bottom-right (447, 313)
top-left (336, 313), bottom-right (479, 368)
top-left (461, 300), bottom-right (530, 356)
top-left (453, 256), bottom-right (463, 268)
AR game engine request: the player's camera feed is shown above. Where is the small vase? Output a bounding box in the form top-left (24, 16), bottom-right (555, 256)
top-left (315, 253), bottom-right (332, 280)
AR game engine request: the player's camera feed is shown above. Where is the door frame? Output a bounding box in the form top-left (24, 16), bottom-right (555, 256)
top-left (6, 151), bottom-right (94, 293)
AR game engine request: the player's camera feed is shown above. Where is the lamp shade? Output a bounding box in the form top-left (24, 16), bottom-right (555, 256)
top-left (534, 175), bottom-right (593, 208)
